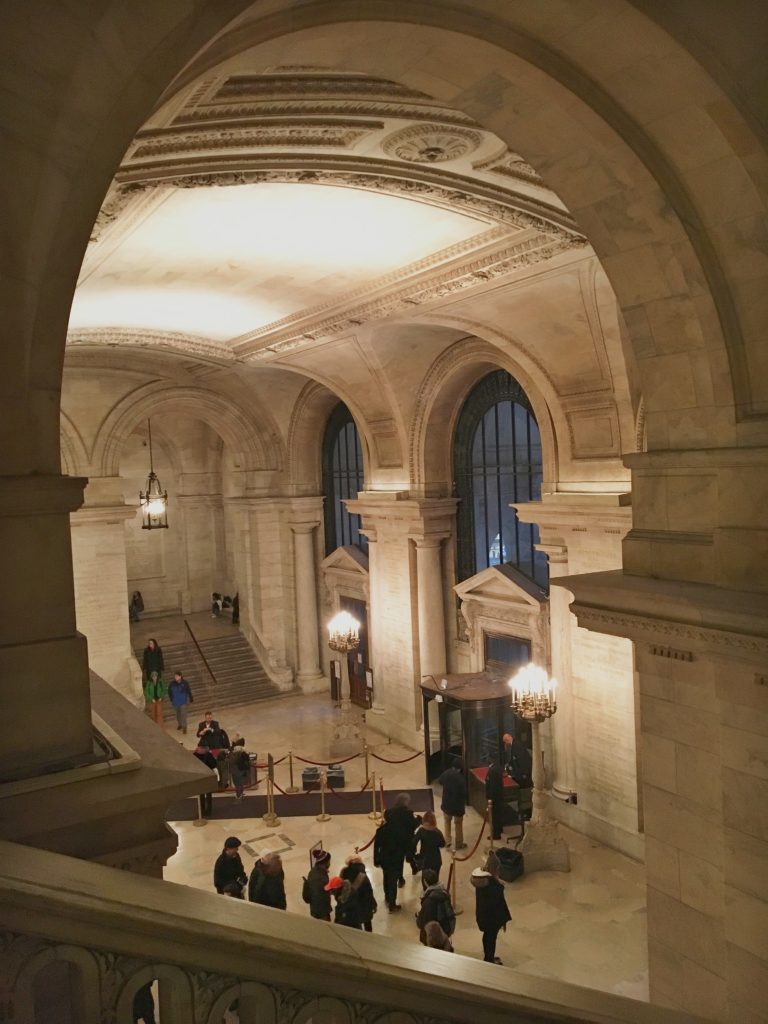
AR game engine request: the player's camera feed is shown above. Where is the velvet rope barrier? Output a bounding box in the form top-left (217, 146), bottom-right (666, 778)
top-left (446, 861), bottom-right (454, 892)
top-left (294, 752), bottom-right (360, 766)
top-left (369, 750), bottom-right (421, 764)
top-left (326, 776), bottom-right (372, 800)
top-left (252, 755), bottom-right (288, 768)
top-left (453, 808), bottom-right (489, 863)
top-left (355, 828), bottom-right (379, 853)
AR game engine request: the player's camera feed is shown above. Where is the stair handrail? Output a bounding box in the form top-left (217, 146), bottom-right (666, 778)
top-left (183, 619), bottom-right (219, 688)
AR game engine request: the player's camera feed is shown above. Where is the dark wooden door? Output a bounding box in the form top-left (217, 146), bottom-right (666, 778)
top-left (340, 596), bottom-right (369, 708)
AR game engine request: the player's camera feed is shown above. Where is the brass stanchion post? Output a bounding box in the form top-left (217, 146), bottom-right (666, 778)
top-left (451, 851), bottom-right (463, 916)
top-left (316, 771), bottom-right (331, 822)
top-left (363, 742), bottom-right (370, 789)
top-left (263, 756), bottom-right (280, 826)
top-left (286, 750), bottom-right (299, 793)
top-left (368, 770), bottom-right (381, 821)
top-left (487, 800), bottom-right (495, 851)
top-left (379, 776), bottom-right (385, 818)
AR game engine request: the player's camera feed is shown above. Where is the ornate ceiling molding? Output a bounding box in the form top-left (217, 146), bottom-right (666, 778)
top-left (66, 328), bottom-right (235, 364)
top-left (473, 149), bottom-right (544, 185)
top-left (381, 123), bottom-right (482, 163)
top-left (244, 232), bottom-right (587, 361)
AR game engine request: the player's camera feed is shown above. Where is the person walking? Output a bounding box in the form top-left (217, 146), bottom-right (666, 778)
top-left (373, 819), bottom-right (404, 912)
top-left (228, 738), bottom-right (250, 800)
top-left (167, 670), bottom-right (193, 734)
top-left (304, 848), bottom-right (332, 921)
top-left (248, 852), bottom-right (287, 909)
top-left (142, 638), bottom-right (164, 681)
top-left (471, 853), bottom-right (511, 964)
top-left (340, 855), bottom-right (377, 932)
top-left (414, 811), bottom-right (446, 882)
top-left (438, 758), bottom-right (467, 850)
top-left (143, 670), bottom-right (165, 726)
top-left (213, 836), bottom-right (247, 896)
top-left (325, 876), bottom-right (364, 929)
top-left (383, 792), bottom-right (421, 886)
top-left (415, 869), bottom-right (456, 945)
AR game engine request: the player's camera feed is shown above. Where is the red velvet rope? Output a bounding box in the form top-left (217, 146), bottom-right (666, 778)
top-left (446, 862), bottom-right (454, 891)
top-left (356, 829), bottom-right (378, 853)
top-left (453, 808), bottom-right (489, 863)
top-left (369, 750), bottom-right (421, 764)
top-left (326, 777), bottom-right (374, 800)
top-left (294, 752), bottom-right (360, 766)
top-left (253, 755), bottom-right (288, 768)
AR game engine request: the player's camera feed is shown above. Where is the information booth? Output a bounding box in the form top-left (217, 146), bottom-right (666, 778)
top-left (420, 672), bottom-right (532, 816)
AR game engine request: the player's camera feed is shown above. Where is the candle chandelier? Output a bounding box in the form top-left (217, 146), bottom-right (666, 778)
top-left (139, 419), bottom-right (169, 530)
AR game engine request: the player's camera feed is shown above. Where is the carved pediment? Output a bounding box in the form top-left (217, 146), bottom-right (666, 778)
top-left (454, 563), bottom-right (547, 610)
top-left (321, 544), bottom-right (369, 576)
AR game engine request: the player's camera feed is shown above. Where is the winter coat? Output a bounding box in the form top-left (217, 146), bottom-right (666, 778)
top-left (340, 861), bottom-right (377, 924)
top-left (471, 872), bottom-right (511, 932)
top-left (248, 860), bottom-right (287, 909)
top-left (142, 645), bottom-right (164, 678)
top-left (333, 880), bottom-right (364, 929)
top-left (143, 676), bottom-right (165, 702)
top-left (168, 678), bottom-right (193, 707)
top-left (414, 826), bottom-right (446, 872)
top-left (306, 864), bottom-right (332, 920)
top-left (213, 851), bottom-right (247, 894)
top-left (438, 766), bottom-right (467, 817)
top-left (485, 763), bottom-right (505, 804)
top-left (416, 883), bottom-right (456, 939)
top-left (373, 821), bottom-right (405, 868)
top-left (383, 804), bottom-right (420, 856)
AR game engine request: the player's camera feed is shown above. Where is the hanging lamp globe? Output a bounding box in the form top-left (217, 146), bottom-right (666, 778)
top-left (139, 419), bottom-right (169, 530)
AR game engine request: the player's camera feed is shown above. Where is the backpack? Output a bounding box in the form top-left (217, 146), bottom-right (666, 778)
top-left (435, 895), bottom-right (456, 936)
top-left (302, 876), bottom-right (311, 904)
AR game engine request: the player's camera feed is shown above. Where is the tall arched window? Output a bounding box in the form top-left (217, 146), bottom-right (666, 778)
top-left (453, 370), bottom-right (548, 588)
top-left (322, 402), bottom-right (367, 556)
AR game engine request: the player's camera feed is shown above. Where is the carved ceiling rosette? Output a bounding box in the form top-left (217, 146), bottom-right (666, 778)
top-left (382, 123), bottom-right (482, 163)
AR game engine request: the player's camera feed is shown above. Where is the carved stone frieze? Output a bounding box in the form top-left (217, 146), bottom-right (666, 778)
top-left (473, 149), bottom-right (544, 185)
top-left (130, 122), bottom-right (382, 160)
top-left (214, 73), bottom-right (435, 102)
top-left (382, 123), bottom-right (482, 163)
top-left (66, 328), bottom-right (235, 364)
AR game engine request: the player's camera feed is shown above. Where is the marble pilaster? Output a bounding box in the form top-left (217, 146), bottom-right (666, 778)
top-left (290, 519), bottom-right (325, 691)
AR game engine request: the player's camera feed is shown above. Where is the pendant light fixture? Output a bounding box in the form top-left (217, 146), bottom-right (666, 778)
top-left (139, 419), bottom-right (169, 530)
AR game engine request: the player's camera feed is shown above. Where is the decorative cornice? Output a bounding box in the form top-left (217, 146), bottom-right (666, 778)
top-left (245, 233), bottom-right (586, 360)
top-left (381, 123), bottom-right (482, 163)
top-left (473, 149), bottom-right (544, 185)
top-left (66, 328), bottom-right (236, 364)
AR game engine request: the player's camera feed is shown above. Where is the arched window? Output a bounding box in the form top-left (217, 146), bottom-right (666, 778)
top-left (453, 371), bottom-right (548, 588)
top-left (322, 403), bottom-right (367, 556)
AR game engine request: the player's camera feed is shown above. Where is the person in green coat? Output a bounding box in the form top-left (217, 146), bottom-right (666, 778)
top-left (144, 670), bottom-right (166, 726)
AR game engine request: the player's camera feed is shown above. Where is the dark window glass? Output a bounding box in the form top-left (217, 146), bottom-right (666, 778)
top-left (322, 403), bottom-right (367, 556)
top-left (453, 371), bottom-right (548, 588)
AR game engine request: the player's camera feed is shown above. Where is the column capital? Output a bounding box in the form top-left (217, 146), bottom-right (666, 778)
top-left (0, 474), bottom-right (86, 517)
top-left (290, 520), bottom-right (321, 534)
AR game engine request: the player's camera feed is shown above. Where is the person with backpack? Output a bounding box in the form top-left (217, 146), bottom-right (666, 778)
top-left (470, 852), bottom-right (511, 964)
top-left (340, 855), bottom-right (377, 932)
top-left (415, 868), bottom-right (456, 945)
top-left (303, 848), bottom-right (332, 920)
top-left (228, 737), bottom-right (250, 800)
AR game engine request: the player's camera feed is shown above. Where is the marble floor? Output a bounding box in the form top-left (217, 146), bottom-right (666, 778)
top-left (161, 688), bottom-right (649, 1001)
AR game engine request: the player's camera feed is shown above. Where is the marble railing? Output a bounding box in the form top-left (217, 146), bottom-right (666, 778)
top-left (0, 840), bottom-right (695, 1024)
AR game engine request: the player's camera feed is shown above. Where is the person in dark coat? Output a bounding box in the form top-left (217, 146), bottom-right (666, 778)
top-left (248, 852), bottom-right (287, 909)
top-left (305, 848), bottom-right (332, 920)
top-left (438, 759), bottom-right (467, 849)
top-left (325, 876), bottom-right (364, 929)
top-left (383, 792), bottom-right (422, 885)
top-left (502, 732), bottom-right (533, 786)
top-left (196, 710), bottom-right (230, 750)
top-left (232, 591), bottom-right (240, 626)
top-left (485, 761), bottom-right (506, 840)
top-left (414, 811), bottom-right (446, 881)
top-left (416, 868), bottom-right (456, 945)
top-left (193, 747), bottom-right (216, 817)
top-left (129, 591), bottom-right (144, 623)
top-left (213, 836), bottom-right (247, 895)
top-left (141, 638), bottom-right (164, 681)
top-left (340, 855), bottom-right (377, 932)
top-left (373, 819), bottom-right (404, 912)
top-left (132, 982), bottom-right (156, 1024)
top-left (471, 854), bottom-right (511, 964)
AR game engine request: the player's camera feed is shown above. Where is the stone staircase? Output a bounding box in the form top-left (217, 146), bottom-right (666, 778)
top-left (137, 632), bottom-right (284, 717)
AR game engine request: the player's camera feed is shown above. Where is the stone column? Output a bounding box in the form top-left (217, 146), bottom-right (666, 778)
top-left (290, 521), bottom-right (325, 692)
top-left (415, 537), bottom-right (448, 679)
top-left (361, 528), bottom-right (385, 715)
top-left (70, 483), bottom-right (143, 705)
top-left (0, 474), bottom-right (92, 780)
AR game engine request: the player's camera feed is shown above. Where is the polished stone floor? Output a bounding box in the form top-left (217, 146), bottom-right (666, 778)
top-left (162, 688), bottom-right (649, 1001)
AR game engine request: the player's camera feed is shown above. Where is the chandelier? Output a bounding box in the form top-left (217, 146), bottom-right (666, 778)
top-left (139, 419), bottom-right (168, 530)
top-left (327, 610), bottom-right (360, 654)
top-left (509, 663), bottom-right (557, 722)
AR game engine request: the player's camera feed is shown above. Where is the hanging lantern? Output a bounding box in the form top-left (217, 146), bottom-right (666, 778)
top-left (139, 420), bottom-right (168, 530)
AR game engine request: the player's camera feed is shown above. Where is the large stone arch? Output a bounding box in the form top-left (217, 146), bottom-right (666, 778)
top-left (91, 382), bottom-right (282, 479)
top-left (60, 410), bottom-right (90, 477)
top-left (162, 1), bottom-right (766, 452)
top-left (409, 333), bottom-right (560, 497)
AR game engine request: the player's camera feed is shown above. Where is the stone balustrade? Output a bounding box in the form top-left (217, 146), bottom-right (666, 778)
top-left (0, 839), bottom-right (697, 1024)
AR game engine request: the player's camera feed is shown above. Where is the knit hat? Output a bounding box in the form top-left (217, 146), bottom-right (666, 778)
top-left (224, 836), bottom-right (241, 849)
top-left (324, 875), bottom-right (344, 892)
top-left (312, 848), bottom-right (331, 865)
